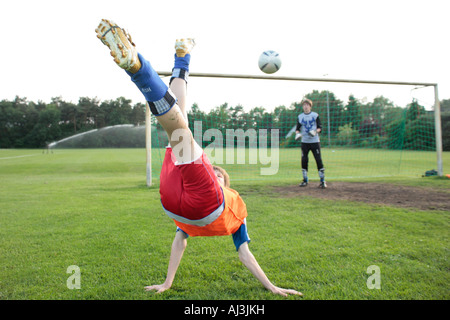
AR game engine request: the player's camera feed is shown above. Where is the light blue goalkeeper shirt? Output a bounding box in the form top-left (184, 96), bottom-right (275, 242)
top-left (297, 112), bottom-right (321, 143)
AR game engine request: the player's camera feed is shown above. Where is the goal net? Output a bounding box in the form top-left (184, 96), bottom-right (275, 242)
top-left (150, 75), bottom-right (439, 183)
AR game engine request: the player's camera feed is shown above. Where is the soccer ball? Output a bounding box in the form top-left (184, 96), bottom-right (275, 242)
top-left (258, 50), bottom-right (281, 74)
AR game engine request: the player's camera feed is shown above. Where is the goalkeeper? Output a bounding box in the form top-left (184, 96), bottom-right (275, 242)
top-left (95, 19), bottom-right (302, 297)
top-left (295, 98), bottom-right (327, 188)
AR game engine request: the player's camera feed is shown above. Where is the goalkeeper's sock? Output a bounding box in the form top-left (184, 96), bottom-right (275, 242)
top-left (319, 168), bottom-right (325, 182)
top-left (126, 53), bottom-right (177, 116)
top-left (302, 169), bottom-right (308, 182)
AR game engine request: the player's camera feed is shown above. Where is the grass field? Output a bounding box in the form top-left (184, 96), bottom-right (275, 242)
top-left (0, 148), bottom-right (448, 300)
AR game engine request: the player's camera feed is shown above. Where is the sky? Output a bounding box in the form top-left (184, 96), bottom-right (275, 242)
top-left (1, 0), bottom-right (449, 112)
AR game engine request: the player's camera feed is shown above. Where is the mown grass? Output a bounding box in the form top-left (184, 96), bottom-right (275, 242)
top-left (0, 148), bottom-right (448, 300)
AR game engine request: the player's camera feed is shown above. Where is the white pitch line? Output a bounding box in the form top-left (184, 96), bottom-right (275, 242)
top-left (0, 154), bottom-right (39, 160)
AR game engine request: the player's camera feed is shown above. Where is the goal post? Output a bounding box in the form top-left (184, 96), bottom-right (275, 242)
top-left (144, 72), bottom-right (443, 184)
top-left (433, 84), bottom-right (443, 176)
top-left (145, 102), bottom-right (152, 186)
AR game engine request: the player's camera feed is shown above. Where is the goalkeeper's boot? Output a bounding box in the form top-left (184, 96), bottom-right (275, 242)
top-left (319, 181), bottom-right (327, 189)
top-left (175, 38), bottom-right (196, 57)
top-left (299, 180), bottom-right (308, 187)
top-left (95, 19), bottom-right (141, 73)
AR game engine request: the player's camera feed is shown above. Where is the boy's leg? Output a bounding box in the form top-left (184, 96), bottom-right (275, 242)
top-left (165, 38), bottom-right (199, 162)
top-left (169, 78), bottom-right (188, 122)
top-left (300, 143), bottom-right (310, 186)
top-left (311, 143), bottom-right (324, 170)
top-left (169, 39), bottom-right (195, 122)
top-left (311, 143), bottom-right (326, 188)
top-left (95, 20), bottom-right (201, 163)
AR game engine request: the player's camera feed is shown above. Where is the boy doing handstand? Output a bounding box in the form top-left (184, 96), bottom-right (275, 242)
top-left (95, 19), bottom-right (302, 297)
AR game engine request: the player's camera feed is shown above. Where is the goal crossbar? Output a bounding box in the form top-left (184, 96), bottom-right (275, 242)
top-left (157, 71), bottom-right (437, 87)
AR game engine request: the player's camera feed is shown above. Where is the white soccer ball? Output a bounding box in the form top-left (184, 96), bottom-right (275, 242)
top-left (258, 50), bottom-right (281, 74)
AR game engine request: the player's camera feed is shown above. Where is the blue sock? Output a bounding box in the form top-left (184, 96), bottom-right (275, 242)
top-left (126, 52), bottom-right (168, 102)
top-left (174, 53), bottom-right (190, 72)
top-left (302, 169), bottom-right (308, 182)
top-left (126, 53), bottom-right (177, 116)
top-left (319, 168), bottom-right (325, 182)
top-left (170, 53), bottom-right (190, 84)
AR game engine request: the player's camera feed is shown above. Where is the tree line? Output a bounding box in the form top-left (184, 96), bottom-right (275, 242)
top-left (187, 91), bottom-right (446, 151)
top-left (0, 96), bottom-right (146, 148)
top-left (1, 92), bottom-right (449, 150)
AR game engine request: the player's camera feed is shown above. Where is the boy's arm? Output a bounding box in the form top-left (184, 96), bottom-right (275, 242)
top-left (295, 116), bottom-right (302, 133)
top-left (316, 115), bottom-right (322, 133)
top-left (238, 242), bottom-right (302, 297)
top-left (145, 231), bottom-right (188, 293)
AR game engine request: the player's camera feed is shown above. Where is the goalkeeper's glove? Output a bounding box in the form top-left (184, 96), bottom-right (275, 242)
top-left (308, 130), bottom-right (317, 137)
top-left (295, 132), bottom-right (302, 140)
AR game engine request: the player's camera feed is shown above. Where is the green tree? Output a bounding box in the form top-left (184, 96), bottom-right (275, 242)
top-left (10, 97), bottom-right (39, 147)
top-left (273, 105), bottom-right (295, 139)
top-left (78, 97), bottom-right (100, 130)
top-left (25, 105), bottom-right (61, 147)
top-left (344, 95), bottom-right (363, 129)
top-left (130, 102), bottom-right (146, 126)
top-left (207, 102), bottom-right (229, 132)
top-left (441, 99), bottom-right (450, 151)
top-left (406, 99), bottom-right (426, 122)
top-left (362, 96), bottom-right (395, 125)
top-left (336, 123), bottom-right (360, 146)
top-left (248, 106), bottom-right (266, 129)
top-left (57, 97), bottom-right (79, 134)
top-left (304, 90), bottom-right (344, 138)
top-left (0, 99), bottom-right (16, 147)
top-left (403, 100), bottom-right (434, 150)
top-left (229, 105), bottom-right (246, 130)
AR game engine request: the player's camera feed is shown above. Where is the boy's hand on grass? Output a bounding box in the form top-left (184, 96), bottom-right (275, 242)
top-left (270, 286), bottom-right (303, 297)
top-left (144, 283), bottom-right (171, 293)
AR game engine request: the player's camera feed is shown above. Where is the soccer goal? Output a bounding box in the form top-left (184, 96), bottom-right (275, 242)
top-left (145, 72), bottom-right (442, 186)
